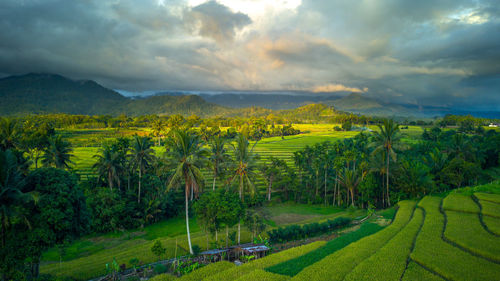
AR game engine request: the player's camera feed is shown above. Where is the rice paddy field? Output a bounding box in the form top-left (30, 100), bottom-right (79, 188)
top-left (150, 181), bottom-right (500, 281)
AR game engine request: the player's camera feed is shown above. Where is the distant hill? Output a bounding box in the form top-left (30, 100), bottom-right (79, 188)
top-left (0, 73), bottom-right (228, 117)
top-left (0, 73), bottom-right (127, 115)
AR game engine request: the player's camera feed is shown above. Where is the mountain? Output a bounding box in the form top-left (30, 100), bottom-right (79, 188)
top-left (324, 93), bottom-right (416, 116)
top-left (0, 73), bottom-right (228, 117)
top-left (0, 73), bottom-right (127, 115)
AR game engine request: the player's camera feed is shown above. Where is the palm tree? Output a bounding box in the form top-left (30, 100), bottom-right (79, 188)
top-left (208, 135), bottom-right (231, 190)
top-left (0, 118), bottom-right (20, 150)
top-left (337, 167), bottom-right (365, 206)
top-left (130, 136), bottom-right (155, 204)
top-left (165, 130), bottom-right (207, 254)
top-left (0, 150), bottom-right (30, 248)
top-left (372, 119), bottom-right (400, 207)
top-left (41, 135), bottom-right (74, 169)
top-left (93, 145), bottom-right (124, 191)
top-left (151, 119), bottom-right (165, 146)
top-left (231, 134), bottom-right (259, 244)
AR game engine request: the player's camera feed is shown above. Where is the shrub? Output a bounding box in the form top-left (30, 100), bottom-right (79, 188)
top-left (154, 264), bottom-right (168, 274)
top-left (267, 217), bottom-right (351, 243)
top-left (191, 245), bottom-right (201, 256)
top-left (266, 222), bottom-right (384, 276)
top-left (291, 201), bottom-right (416, 281)
top-left (151, 240), bottom-right (166, 261)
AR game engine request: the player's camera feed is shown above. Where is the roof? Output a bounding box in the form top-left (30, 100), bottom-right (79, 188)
top-left (241, 245), bottom-right (270, 253)
top-left (200, 249), bottom-right (228, 255)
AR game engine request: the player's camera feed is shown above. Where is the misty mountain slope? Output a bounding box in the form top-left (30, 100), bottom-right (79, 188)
top-left (0, 73), bottom-right (127, 115)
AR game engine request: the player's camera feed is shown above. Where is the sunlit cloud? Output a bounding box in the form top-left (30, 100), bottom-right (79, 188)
top-left (312, 84), bottom-right (368, 93)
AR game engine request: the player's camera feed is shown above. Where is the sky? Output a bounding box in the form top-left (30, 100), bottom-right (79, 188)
top-left (0, 0), bottom-right (499, 110)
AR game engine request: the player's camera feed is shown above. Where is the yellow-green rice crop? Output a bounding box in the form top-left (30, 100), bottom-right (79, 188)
top-left (179, 261), bottom-right (235, 281)
top-left (234, 269), bottom-right (290, 281)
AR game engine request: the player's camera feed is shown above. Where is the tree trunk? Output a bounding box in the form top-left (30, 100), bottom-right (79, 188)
top-left (237, 223), bottom-right (241, 244)
top-left (238, 173), bottom-right (243, 244)
top-left (185, 182), bottom-right (193, 254)
top-left (226, 225), bottom-right (229, 248)
top-left (386, 150), bottom-right (391, 207)
top-left (333, 173), bottom-right (337, 206)
top-left (138, 169), bottom-right (142, 203)
top-left (324, 168), bottom-right (328, 205)
top-left (268, 177), bottom-right (272, 201)
top-left (108, 171), bottom-right (113, 191)
top-left (315, 170), bottom-right (319, 197)
top-left (212, 173), bottom-right (217, 191)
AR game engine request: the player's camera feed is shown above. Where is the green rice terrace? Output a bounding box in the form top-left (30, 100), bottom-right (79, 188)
top-left (147, 182), bottom-right (500, 281)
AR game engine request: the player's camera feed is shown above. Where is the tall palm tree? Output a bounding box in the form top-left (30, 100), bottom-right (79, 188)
top-left (208, 135), bottom-right (230, 190)
top-left (93, 145), bottom-right (124, 191)
top-left (337, 167), bottom-right (365, 206)
top-left (165, 130), bottom-right (207, 254)
top-left (372, 119), bottom-right (400, 207)
top-left (151, 119), bottom-right (165, 146)
top-left (0, 150), bottom-right (30, 248)
top-left (0, 118), bottom-right (20, 150)
top-left (41, 135), bottom-right (74, 169)
top-left (130, 136), bottom-right (155, 203)
top-left (231, 134), bottom-right (259, 244)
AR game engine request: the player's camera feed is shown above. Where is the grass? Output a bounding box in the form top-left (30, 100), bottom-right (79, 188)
top-left (444, 210), bottom-right (500, 262)
top-left (343, 208), bottom-right (424, 281)
top-left (475, 192), bottom-right (500, 204)
top-left (411, 196), bottom-right (500, 281)
top-left (442, 194), bottom-right (479, 213)
top-left (203, 241), bottom-right (326, 281)
top-left (479, 200), bottom-right (500, 219)
top-left (265, 222), bottom-right (384, 276)
top-left (453, 180), bottom-right (500, 196)
top-left (179, 261), bottom-right (235, 280)
top-left (401, 261), bottom-right (444, 281)
top-left (290, 200), bottom-right (416, 281)
top-left (483, 216), bottom-right (500, 235)
top-left (235, 269), bottom-right (290, 281)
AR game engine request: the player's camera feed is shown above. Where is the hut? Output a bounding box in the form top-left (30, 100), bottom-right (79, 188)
top-left (199, 248), bottom-right (228, 262)
top-left (229, 243), bottom-right (270, 260)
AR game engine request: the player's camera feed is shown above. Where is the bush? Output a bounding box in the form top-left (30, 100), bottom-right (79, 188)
top-left (191, 245), bottom-right (201, 256)
top-left (154, 264), bottom-right (168, 274)
top-left (267, 217), bottom-right (351, 243)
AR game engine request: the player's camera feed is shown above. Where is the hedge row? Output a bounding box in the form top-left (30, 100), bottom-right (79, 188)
top-left (475, 192), bottom-right (500, 204)
top-left (203, 241), bottom-right (326, 281)
top-left (267, 217), bottom-right (352, 243)
top-left (479, 200), bottom-right (500, 219)
top-left (444, 210), bottom-right (500, 262)
top-left (234, 269), bottom-right (290, 281)
top-left (179, 261), bottom-right (235, 281)
top-left (442, 194), bottom-right (479, 213)
top-left (290, 200), bottom-right (416, 281)
top-left (401, 261), bottom-right (444, 281)
top-left (265, 222), bottom-right (384, 276)
top-left (343, 208), bottom-right (424, 281)
top-left (483, 215), bottom-right (500, 235)
top-left (411, 196), bottom-right (500, 281)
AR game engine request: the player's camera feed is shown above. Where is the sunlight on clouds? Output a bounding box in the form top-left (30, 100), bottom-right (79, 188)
top-left (447, 9), bottom-right (489, 25)
top-left (312, 84), bottom-right (368, 93)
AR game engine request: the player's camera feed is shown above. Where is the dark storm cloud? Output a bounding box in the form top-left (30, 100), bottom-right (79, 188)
top-left (0, 0), bottom-right (498, 109)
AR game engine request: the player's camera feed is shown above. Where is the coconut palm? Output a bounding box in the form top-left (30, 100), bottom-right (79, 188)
top-left (165, 130), bottom-right (208, 254)
top-left (0, 150), bottom-right (31, 248)
top-left (372, 119), bottom-right (400, 207)
top-left (151, 119), bottom-right (165, 146)
top-left (231, 134), bottom-right (259, 243)
top-left (337, 167), bottom-right (366, 206)
top-left (93, 145), bottom-right (124, 191)
top-left (130, 136), bottom-right (155, 204)
top-left (0, 118), bottom-right (20, 150)
top-left (208, 135), bottom-right (231, 190)
top-left (41, 135), bottom-right (74, 169)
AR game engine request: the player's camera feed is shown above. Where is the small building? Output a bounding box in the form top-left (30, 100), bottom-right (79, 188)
top-left (489, 123), bottom-right (499, 128)
top-left (199, 248), bottom-right (228, 262)
top-left (229, 243), bottom-right (270, 260)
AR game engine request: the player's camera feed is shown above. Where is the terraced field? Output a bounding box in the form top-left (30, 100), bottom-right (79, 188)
top-left (159, 188), bottom-right (500, 281)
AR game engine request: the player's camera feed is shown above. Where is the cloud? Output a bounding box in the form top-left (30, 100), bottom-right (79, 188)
top-left (184, 1), bottom-right (251, 43)
top-left (312, 84), bottom-right (368, 93)
top-left (0, 0), bottom-right (498, 109)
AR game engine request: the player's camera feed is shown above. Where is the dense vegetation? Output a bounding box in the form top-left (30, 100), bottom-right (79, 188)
top-left (1, 109), bottom-right (499, 280)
